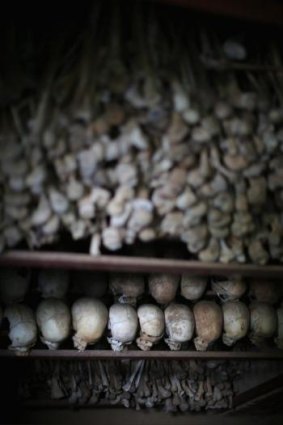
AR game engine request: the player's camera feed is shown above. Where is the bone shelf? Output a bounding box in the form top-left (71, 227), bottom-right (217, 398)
top-left (1, 251), bottom-right (283, 361)
top-left (0, 349), bottom-right (283, 360)
top-left (1, 250), bottom-right (283, 278)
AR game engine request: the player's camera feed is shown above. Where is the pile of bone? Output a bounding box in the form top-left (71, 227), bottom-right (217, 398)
top-left (1, 268), bottom-right (283, 353)
top-left (18, 359), bottom-right (247, 411)
top-left (1, 8), bottom-right (283, 265)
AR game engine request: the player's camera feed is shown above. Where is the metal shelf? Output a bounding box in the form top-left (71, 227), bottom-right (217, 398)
top-left (1, 349), bottom-right (282, 360)
top-left (1, 250), bottom-right (283, 278)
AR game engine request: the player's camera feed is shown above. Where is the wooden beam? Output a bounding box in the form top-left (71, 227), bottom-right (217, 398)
top-left (233, 374), bottom-right (283, 409)
top-left (1, 250), bottom-right (283, 277)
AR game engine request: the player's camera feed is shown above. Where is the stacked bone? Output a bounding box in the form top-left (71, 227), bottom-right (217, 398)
top-left (18, 358), bottom-right (248, 411)
top-left (1, 2), bottom-right (283, 264)
top-left (1, 269), bottom-right (282, 353)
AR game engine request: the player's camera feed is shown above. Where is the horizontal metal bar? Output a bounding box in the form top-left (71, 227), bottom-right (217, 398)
top-left (1, 251), bottom-right (283, 277)
top-left (0, 349), bottom-right (282, 360)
